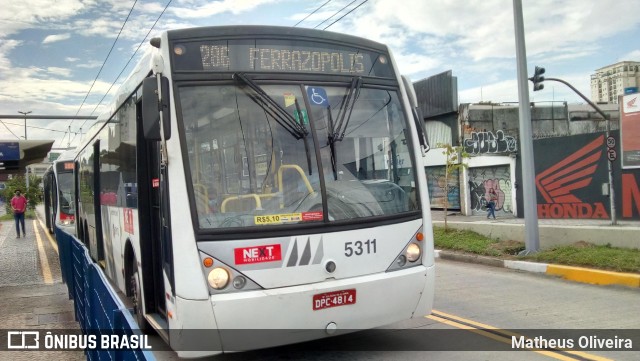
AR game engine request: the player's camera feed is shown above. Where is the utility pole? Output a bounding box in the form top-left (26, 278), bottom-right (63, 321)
top-left (18, 110), bottom-right (32, 139)
top-left (513, 0), bottom-right (540, 254)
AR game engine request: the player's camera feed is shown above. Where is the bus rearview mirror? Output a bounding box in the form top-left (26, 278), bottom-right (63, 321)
top-left (142, 76), bottom-right (171, 141)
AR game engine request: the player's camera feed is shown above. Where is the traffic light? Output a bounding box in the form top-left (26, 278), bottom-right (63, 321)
top-left (531, 66), bottom-right (545, 91)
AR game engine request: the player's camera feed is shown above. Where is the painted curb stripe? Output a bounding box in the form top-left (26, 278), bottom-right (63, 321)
top-left (504, 260), bottom-right (548, 273)
top-left (546, 264), bottom-right (640, 287)
top-left (34, 220), bottom-right (53, 284)
top-left (37, 217), bottom-right (59, 254)
top-left (437, 250), bottom-right (639, 288)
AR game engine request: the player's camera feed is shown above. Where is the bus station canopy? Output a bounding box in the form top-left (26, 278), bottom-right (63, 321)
top-left (0, 140), bottom-right (55, 174)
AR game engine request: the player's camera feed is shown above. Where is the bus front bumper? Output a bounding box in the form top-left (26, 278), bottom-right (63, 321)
top-left (172, 264), bottom-right (434, 355)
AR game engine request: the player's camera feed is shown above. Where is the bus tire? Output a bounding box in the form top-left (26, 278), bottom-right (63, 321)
top-left (130, 261), bottom-right (151, 332)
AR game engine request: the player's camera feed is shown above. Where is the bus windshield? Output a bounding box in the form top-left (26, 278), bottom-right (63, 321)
top-left (57, 172), bottom-right (75, 216)
top-left (179, 80), bottom-right (418, 230)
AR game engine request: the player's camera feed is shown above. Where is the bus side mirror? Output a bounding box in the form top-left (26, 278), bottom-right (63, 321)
top-left (401, 75), bottom-right (429, 155)
top-left (142, 76), bottom-right (171, 141)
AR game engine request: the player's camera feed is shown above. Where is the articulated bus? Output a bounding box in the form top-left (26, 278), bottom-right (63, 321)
top-left (43, 150), bottom-right (77, 235)
top-left (70, 25), bottom-right (434, 357)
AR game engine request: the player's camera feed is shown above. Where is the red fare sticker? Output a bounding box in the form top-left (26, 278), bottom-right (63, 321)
top-left (302, 211), bottom-right (323, 221)
top-left (152, 178), bottom-right (159, 188)
top-left (234, 244), bottom-right (282, 265)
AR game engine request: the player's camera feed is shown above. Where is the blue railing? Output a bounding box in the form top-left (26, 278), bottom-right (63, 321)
top-left (56, 227), bottom-right (155, 361)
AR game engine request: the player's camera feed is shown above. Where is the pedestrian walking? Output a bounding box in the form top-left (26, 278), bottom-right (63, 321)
top-left (486, 188), bottom-right (498, 219)
top-left (11, 189), bottom-right (28, 238)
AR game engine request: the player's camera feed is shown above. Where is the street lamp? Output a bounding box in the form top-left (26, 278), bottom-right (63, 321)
top-left (18, 110), bottom-right (31, 140)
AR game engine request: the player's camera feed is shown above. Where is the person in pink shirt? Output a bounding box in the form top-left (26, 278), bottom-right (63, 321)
top-left (11, 189), bottom-right (28, 238)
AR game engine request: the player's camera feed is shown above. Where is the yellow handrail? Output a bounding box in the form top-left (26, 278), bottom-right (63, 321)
top-left (219, 164), bottom-right (315, 212)
top-left (277, 164), bottom-right (315, 208)
top-left (221, 194), bottom-right (263, 213)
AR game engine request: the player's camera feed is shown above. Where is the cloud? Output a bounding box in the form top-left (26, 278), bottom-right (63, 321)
top-left (169, 0), bottom-right (279, 19)
top-left (618, 50), bottom-right (640, 62)
top-left (43, 33), bottom-right (71, 44)
top-left (46, 67), bottom-right (72, 77)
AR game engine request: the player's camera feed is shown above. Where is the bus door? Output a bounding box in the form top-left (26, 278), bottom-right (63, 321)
top-left (92, 140), bottom-right (105, 264)
top-left (137, 102), bottom-right (173, 321)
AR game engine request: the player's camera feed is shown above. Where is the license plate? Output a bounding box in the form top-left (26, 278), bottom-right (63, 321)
top-left (313, 289), bottom-right (356, 310)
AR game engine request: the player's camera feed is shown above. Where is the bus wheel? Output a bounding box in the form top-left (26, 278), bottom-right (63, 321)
top-left (130, 261), bottom-right (151, 332)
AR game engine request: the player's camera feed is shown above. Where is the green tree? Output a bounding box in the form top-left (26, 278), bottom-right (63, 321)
top-left (437, 143), bottom-right (469, 231)
top-left (3, 174), bottom-right (43, 212)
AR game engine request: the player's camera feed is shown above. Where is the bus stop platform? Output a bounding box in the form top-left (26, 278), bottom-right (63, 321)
top-left (0, 207), bottom-right (84, 360)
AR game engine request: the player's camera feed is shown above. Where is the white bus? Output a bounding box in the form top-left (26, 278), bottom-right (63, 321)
top-left (43, 150), bottom-right (77, 235)
top-left (73, 25), bottom-right (434, 357)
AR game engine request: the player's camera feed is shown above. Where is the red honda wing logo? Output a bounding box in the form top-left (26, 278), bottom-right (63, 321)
top-left (536, 135), bottom-right (603, 204)
top-left (627, 96), bottom-right (637, 109)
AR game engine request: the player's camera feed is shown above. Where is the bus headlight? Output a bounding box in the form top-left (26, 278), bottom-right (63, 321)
top-left (405, 243), bottom-right (421, 262)
top-left (207, 268), bottom-right (230, 289)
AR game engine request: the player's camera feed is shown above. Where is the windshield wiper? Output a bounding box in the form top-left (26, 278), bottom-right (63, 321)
top-left (332, 76), bottom-right (362, 142)
top-left (233, 73), bottom-right (312, 175)
top-left (234, 73), bottom-right (307, 139)
top-left (327, 77), bottom-right (362, 180)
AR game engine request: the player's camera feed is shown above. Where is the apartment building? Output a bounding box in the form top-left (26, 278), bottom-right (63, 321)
top-left (590, 61), bottom-right (640, 103)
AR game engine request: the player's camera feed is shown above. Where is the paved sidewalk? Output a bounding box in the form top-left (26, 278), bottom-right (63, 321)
top-left (0, 218), bottom-right (45, 287)
top-left (0, 215), bottom-right (84, 360)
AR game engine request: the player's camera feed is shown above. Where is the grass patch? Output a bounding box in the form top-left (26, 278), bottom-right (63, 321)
top-left (434, 227), bottom-right (640, 273)
top-left (523, 242), bottom-right (640, 273)
top-left (434, 227), bottom-right (525, 257)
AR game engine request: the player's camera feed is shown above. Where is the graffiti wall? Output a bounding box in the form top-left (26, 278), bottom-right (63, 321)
top-left (425, 166), bottom-right (460, 210)
top-left (468, 165), bottom-right (514, 216)
top-left (463, 130), bottom-right (518, 155)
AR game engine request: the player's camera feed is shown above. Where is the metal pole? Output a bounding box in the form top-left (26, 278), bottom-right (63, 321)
top-left (544, 77), bottom-right (617, 225)
top-left (513, 0), bottom-right (540, 253)
top-left (18, 110), bottom-right (32, 139)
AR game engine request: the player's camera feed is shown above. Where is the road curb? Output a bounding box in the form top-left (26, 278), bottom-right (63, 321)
top-left (435, 250), bottom-right (640, 288)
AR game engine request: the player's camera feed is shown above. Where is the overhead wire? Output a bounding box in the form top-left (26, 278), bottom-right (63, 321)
top-left (323, 0), bottom-right (368, 30)
top-left (87, 0), bottom-right (174, 119)
top-left (62, 0), bottom-right (140, 147)
top-left (1, 121), bottom-right (72, 134)
top-left (67, 0), bottom-right (173, 147)
top-left (0, 120), bottom-right (21, 139)
top-left (294, 0), bottom-right (332, 27)
top-left (313, 0), bottom-right (357, 29)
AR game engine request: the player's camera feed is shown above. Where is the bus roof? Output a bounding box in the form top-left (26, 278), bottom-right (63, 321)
top-left (166, 25), bottom-right (388, 53)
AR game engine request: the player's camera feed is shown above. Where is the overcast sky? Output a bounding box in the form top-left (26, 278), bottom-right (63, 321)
top-left (0, 0), bottom-right (639, 148)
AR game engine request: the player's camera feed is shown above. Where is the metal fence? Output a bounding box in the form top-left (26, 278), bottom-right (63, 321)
top-left (56, 227), bottom-right (155, 361)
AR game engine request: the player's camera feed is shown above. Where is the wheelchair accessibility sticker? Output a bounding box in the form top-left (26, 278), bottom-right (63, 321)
top-left (307, 87), bottom-right (329, 107)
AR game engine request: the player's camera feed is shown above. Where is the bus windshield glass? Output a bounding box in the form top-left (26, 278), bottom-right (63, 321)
top-left (179, 81), bottom-right (418, 230)
top-left (57, 172), bottom-right (75, 217)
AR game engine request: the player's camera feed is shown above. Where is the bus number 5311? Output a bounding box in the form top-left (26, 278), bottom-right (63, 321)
top-left (344, 239), bottom-right (376, 257)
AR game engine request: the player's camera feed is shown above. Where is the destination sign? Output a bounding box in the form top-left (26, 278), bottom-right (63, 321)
top-left (172, 39), bottom-right (393, 78)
